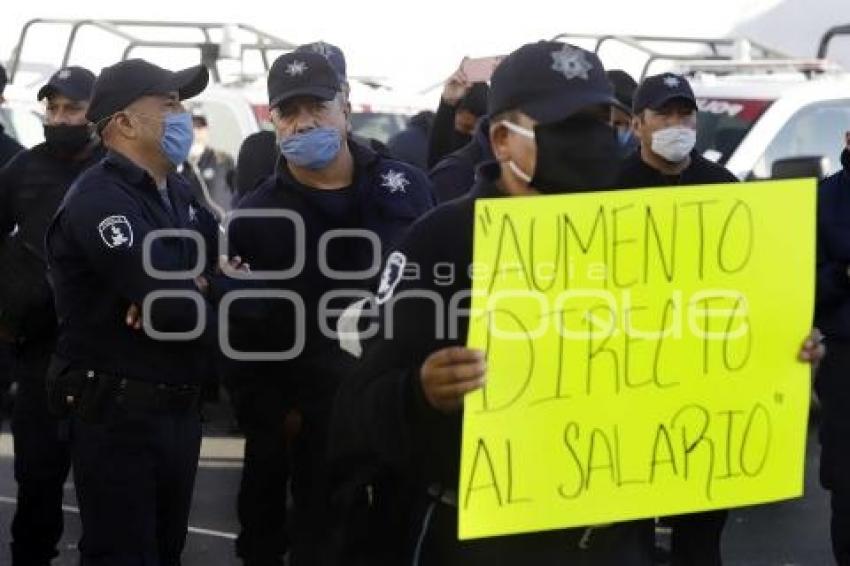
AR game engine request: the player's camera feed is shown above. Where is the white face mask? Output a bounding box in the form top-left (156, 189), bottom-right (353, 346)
top-left (501, 120), bottom-right (534, 183)
top-left (651, 126), bottom-right (696, 163)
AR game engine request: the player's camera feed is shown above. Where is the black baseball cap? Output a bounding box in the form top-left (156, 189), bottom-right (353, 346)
top-left (268, 52), bottom-right (341, 109)
top-left (37, 66), bottom-right (96, 102)
top-left (488, 41), bottom-right (617, 124)
top-left (86, 59), bottom-right (209, 124)
top-left (632, 73), bottom-right (697, 114)
top-left (295, 41), bottom-right (347, 83)
top-left (606, 69), bottom-right (637, 114)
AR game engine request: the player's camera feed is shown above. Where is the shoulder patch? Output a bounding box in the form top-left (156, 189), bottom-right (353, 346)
top-left (98, 215), bottom-right (134, 249)
top-left (376, 251), bottom-right (407, 305)
top-left (380, 169), bottom-right (411, 194)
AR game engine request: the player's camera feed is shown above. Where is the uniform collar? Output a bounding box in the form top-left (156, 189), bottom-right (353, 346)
top-left (103, 149), bottom-right (184, 194)
top-left (104, 150), bottom-right (157, 188)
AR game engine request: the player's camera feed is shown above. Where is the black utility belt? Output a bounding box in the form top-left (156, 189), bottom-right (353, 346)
top-left (47, 364), bottom-right (200, 419)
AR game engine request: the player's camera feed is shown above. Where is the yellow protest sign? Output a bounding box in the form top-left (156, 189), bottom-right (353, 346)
top-left (459, 179), bottom-right (816, 540)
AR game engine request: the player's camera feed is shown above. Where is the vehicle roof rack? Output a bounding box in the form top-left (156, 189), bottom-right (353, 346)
top-left (549, 33), bottom-right (836, 79)
top-left (671, 58), bottom-right (843, 78)
top-left (818, 24), bottom-right (850, 59)
top-left (7, 18), bottom-right (298, 84)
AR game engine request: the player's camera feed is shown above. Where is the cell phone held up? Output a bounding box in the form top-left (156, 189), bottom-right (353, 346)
top-left (461, 56), bottom-right (504, 83)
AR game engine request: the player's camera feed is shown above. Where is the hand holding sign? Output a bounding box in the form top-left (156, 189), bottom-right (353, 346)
top-left (420, 346), bottom-right (487, 413)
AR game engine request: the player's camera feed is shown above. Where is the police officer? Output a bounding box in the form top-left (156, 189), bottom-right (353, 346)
top-left (606, 69), bottom-right (639, 157)
top-left (617, 73), bottom-right (734, 189)
top-left (329, 40), bottom-right (657, 566)
top-left (617, 73), bottom-right (735, 566)
top-left (815, 133), bottom-right (850, 565)
top-left (45, 58), bottom-right (221, 565)
top-left (222, 50), bottom-right (434, 566)
top-left (330, 46), bottom-right (827, 565)
top-left (617, 72), bottom-right (825, 565)
top-left (0, 65), bottom-right (100, 566)
top-left (0, 63), bottom-right (24, 166)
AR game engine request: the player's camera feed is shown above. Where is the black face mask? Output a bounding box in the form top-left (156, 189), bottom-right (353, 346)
top-left (529, 116), bottom-right (621, 194)
top-left (43, 124), bottom-right (92, 155)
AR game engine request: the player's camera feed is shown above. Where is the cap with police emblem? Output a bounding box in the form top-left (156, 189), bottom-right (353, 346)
top-left (295, 41), bottom-right (347, 83)
top-left (632, 73), bottom-right (697, 115)
top-left (267, 52), bottom-right (341, 109)
top-left (606, 69), bottom-right (637, 115)
top-left (488, 41), bottom-right (617, 124)
top-left (37, 66), bottom-right (97, 102)
top-left (86, 59), bottom-right (209, 125)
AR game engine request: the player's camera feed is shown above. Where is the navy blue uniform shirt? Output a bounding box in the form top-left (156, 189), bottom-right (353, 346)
top-left (428, 118), bottom-right (493, 203)
top-left (220, 139), bottom-right (435, 393)
top-left (46, 150), bottom-right (219, 385)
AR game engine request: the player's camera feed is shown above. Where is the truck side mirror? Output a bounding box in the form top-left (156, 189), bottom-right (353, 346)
top-left (771, 156), bottom-right (829, 182)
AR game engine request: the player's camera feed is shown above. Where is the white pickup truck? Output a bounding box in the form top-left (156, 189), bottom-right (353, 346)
top-left (557, 29), bottom-right (850, 180)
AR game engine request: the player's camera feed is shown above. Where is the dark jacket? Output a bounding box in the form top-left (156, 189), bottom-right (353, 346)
top-left (429, 118), bottom-right (493, 203)
top-left (816, 161), bottom-right (850, 343)
top-left (387, 112), bottom-right (433, 171)
top-left (0, 142), bottom-right (104, 341)
top-left (427, 100), bottom-right (471, 169)
top-left (235, 130), bottom-right (278, 200)
top-left (46, 151), bottom-right (220, 385)
top-left (0, 124), bottom-right (23, 168)
top-left (616, 150), bottom-right (738, 189)
top-left (329, 162), bottom-right (654, 565)
top-left (220, 140), bottom-right (436, 398)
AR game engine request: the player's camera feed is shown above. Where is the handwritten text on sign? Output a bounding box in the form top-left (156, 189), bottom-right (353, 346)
top-left (459, 180), bottom-right (815, 540)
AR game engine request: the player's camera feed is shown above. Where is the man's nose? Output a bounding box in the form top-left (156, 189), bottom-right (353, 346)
top-left (294, 120), bottom-right (317, 135)
top-left (292, 105), bottom-right (320, 134)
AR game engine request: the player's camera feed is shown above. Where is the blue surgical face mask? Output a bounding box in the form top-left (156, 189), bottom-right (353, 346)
top-left (279, 127), bottom-right (342, 170)
top-left (616, 127), bottom-right (639, 158)
top-left (617, 127), bottom-right (637, 148)
top-left (160, 112), bottom-right (195, 168)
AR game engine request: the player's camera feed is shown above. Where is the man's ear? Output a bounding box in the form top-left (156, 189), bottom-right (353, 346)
top-left (489, 121), bottom-right (511, 162)
top-left (113, 112), bottom-right (139, 140)
top-left (631, 113), bottom-right (643, 136)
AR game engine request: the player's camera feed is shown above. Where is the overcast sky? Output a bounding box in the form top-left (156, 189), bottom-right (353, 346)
top-left (4, 0), bottom-right (844, 94)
